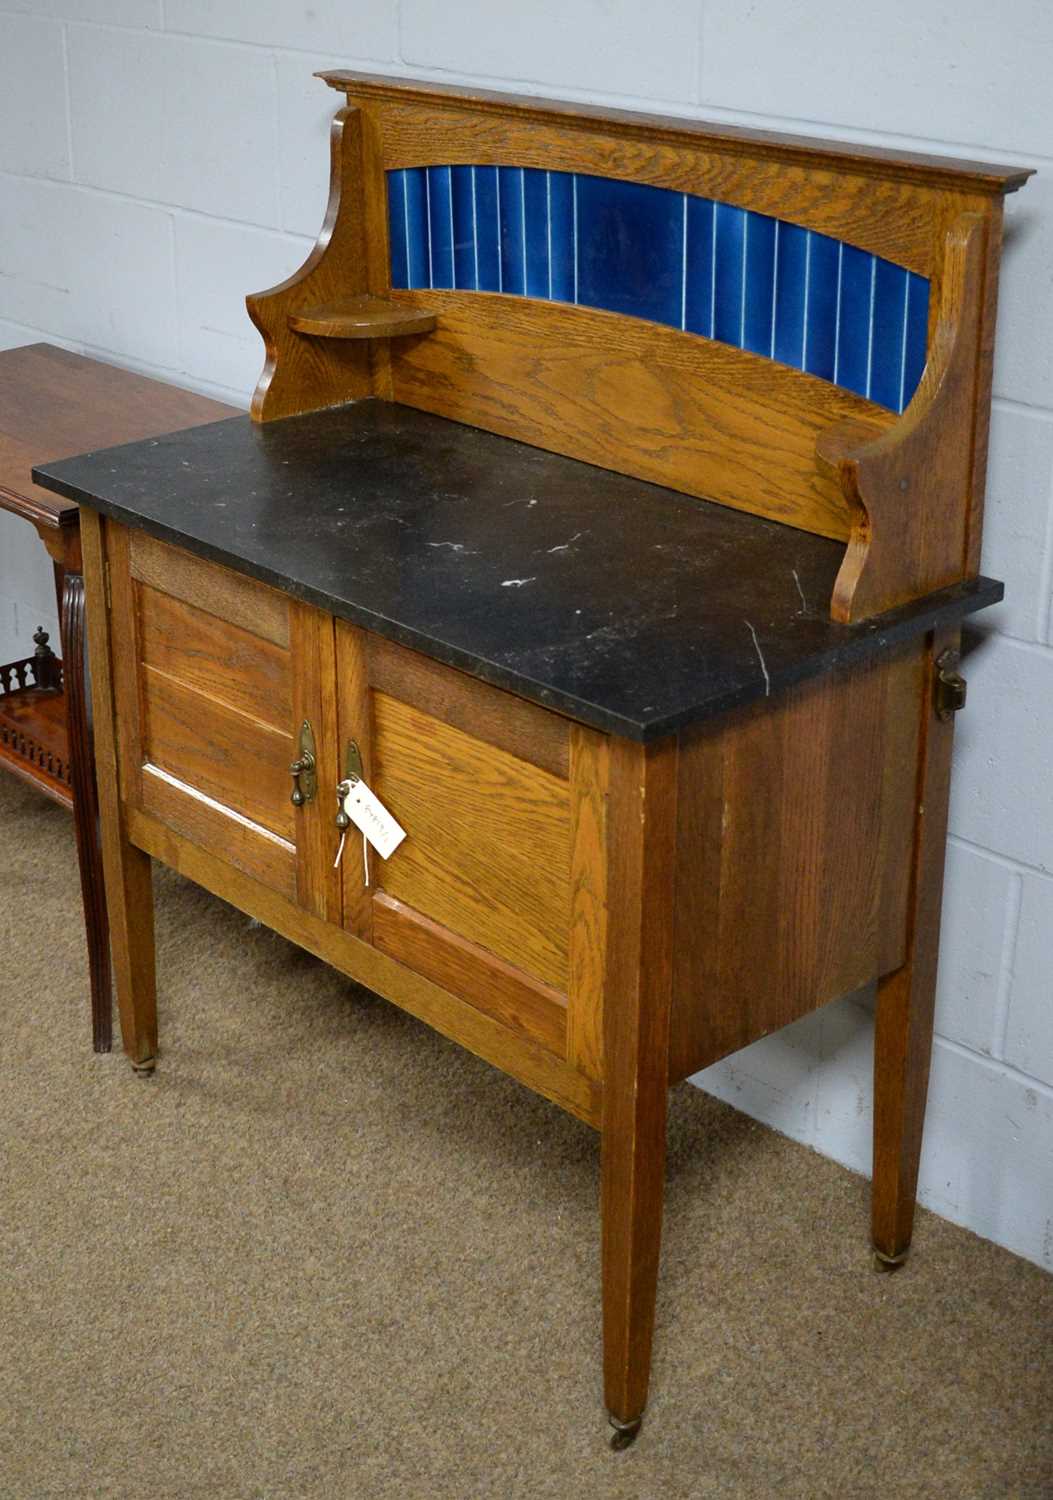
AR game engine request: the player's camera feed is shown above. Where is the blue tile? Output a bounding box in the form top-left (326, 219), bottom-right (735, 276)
top-left (713, 202), bottom-right (746, 347)
top-left (498, 166), bottom-right (526, 297)
top-left (684, 196), bottom-right (715, 337)
top-left (773, 221), bottom-right (807, 369)
top-left (902, 272), bottom-right (930, 409)
top-left (742, 211), bottom-right (777, 356)
top-left (384, 165), bottom-right (931, 410)
top-left (402, 167), bottom-right (429, 289)
top-left (388, 169), bottom-right (409, 290)
top-left (426, 166), bottom-right (454, 289)
top-left (803, 231), bottom-right (839, 381)
top-left (575, 175), bottom-right (683, 327)
top-left (836, 243), bottom-right (874, 400)
top-left (473, 166), bottom-right (502, 293)
top-left (548, 171), bottom-right (575, 303)
top-left (523, 167), bottom-right (550, 298)
top-left (451, 165), bottom-right (477, 290)
top-left (868, 258), bottom-right (909, 410)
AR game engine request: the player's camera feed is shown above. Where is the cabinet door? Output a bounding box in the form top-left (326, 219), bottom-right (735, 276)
top-left (335, 624), bottom-right (609, 1076)
top-left (107, 524), bottom-right (340, 922)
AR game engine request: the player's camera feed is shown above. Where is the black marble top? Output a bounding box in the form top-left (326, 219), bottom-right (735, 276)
top-left (34, 400), bottom-right (1001, 742)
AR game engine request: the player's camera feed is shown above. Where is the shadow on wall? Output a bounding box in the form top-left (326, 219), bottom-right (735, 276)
top-left (692, 985), bottom-right (878, 1173)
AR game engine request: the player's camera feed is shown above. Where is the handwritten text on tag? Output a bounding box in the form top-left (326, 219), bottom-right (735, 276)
top-left (338, 778), bottom-right (406, 861)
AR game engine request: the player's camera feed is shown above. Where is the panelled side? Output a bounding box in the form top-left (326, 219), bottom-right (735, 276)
top-left (669, 651), bottom-right (918, 1080)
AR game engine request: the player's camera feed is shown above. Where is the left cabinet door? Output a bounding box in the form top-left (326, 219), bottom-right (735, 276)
top-left (106, 523), bottom-right (341, 922)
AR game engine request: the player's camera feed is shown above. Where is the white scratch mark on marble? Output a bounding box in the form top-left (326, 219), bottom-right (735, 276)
top-left (427, 541), bottom-right (475, 552)
top-left (547, 531), bottom-right (585, 553)
top-left (792, 569), bottom-right (808, 612)
top-left (744, 620), bottom-right (770, 696)
top-left (501, 577), bottom-right (536, 588)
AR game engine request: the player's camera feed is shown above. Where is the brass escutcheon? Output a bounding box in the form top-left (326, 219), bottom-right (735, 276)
top-left (289, 720), bottom-right (318, 806)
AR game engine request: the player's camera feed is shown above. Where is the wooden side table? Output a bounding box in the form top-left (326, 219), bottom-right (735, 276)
top-left (0, 343), bottom-right (234, 1049)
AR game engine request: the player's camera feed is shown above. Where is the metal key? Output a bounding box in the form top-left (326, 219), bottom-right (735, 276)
top-left (333, 778), bottom-right (352, 868)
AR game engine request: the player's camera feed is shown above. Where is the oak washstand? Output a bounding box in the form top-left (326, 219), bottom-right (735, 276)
top-left (33, 73), bottom-right (1030, 1447)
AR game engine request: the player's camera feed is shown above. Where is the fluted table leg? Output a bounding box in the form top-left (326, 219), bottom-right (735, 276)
top-left (61, 568), bottom-right (112, 1052)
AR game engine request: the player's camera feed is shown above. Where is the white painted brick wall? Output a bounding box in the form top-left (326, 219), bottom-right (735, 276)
top-left (0, 0), bottom-right (1049, 1271)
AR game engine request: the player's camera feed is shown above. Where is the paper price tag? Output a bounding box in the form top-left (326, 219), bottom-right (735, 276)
top-left (338, 778), bottom-right (406, 861)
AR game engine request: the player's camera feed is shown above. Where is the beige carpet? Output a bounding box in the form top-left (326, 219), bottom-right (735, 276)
top-left (1, 772), bottom-right (1050, 1500)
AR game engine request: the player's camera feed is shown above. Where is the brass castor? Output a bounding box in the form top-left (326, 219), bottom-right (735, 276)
top-left (873, 1246), bottom-right (910, 1273)
top-left (130, 1056), bottom-right (157, 1076)
top-left (608, 1415), bottom-right (642, 1451)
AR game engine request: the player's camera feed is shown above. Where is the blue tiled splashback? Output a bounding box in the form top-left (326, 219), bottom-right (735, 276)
top-left (387, 166), bottom-right (930, 415)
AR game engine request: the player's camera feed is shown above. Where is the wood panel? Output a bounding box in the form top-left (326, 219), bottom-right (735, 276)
top-left (140, 764), bottom-right (296, 900)
top-left (375, 103), bottom-right (967, 277)
top-left (247, 106), bottom-right (380, 423)
top-left (328, 76), bottom-right (1027, 276)
top-left (818, 214), bottom-right (990, 620)
top-left (139, 667), bottom-right (295, 842)
top-left (964, 205), bottom-right (1006, 574)
top-left (129, 530), bottom-right (290, 647)
top-left (137, 583), bottom-right (292, 730)
top-left (371, 692), bottom-right (572, 991)
top-left (373, 892), bottom-right (567, 1057)
top-left (323, 72), bottom-right (1029, 199)
top-left (669, 657), bottom-right (890, 1080)
top-left (120, 527), bottom-right (303, 905)
top-left (105, 522), bottom-right (147, 808)
top-left (567, 724), bottom-right (609, 1081)
top-left (335, 619), bottom-right (376, 940)
top-left (388, 291), bottom-right (893, 542)
top-left (127, 805), bottom-right (601, 1126)
top-left (289, 601), bottom-right (343, 924)
top-left (369, 634), bottom-right (569, 778)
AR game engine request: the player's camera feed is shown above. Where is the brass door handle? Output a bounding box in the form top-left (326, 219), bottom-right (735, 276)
top-left (289, 720), bottom-right (318, 805)
top-left (289, 751), bottom-right (315, 805)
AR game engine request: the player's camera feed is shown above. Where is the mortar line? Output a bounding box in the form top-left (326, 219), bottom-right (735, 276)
top-left (989, 872), bottom-right (1024, 1061)
top-left (934, 1034), bottom-right (1053, 1101)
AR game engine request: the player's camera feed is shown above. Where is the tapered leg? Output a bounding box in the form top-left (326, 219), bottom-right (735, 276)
top-left (601, 737), bottom-right (678, 1447)
top-left (100, 821), bottom-right (156, 1070)
top-left (872, 629), bottom-right (958, 1266)
top-left (61, 569), bottom-right (113, 1052)
top-left (80, 508), bottom-right (158, 1071)
top-left (602, 1042), bottom-right (670, 1446)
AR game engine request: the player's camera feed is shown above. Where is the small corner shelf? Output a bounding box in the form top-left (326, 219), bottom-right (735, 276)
top-left (287, 296), bottom-right (437, 340)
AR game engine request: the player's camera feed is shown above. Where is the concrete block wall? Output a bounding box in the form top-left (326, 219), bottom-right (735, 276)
top-left (0, 1), bottom-right (1049, 1270)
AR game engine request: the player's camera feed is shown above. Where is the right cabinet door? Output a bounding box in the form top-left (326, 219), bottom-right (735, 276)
top-left (335, 624), bottom-right (609, 1080)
